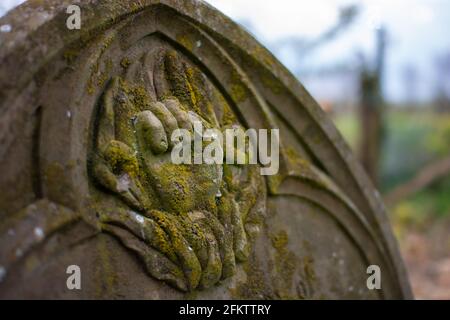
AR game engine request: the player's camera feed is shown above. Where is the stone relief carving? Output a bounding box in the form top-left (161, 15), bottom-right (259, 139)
top-left (0, 0), bottom-right (412, 299)
top-left (89, 49), bottom-right (265, 291)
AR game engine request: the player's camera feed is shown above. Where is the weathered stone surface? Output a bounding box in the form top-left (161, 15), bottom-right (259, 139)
top-left (0, 0), bottom-right (412, 299)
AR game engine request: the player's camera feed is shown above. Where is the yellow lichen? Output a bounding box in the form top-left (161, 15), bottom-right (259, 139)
top-left (269, 230), bottom-right (297, 299)
top-left (120, 57), bottom-right (131, 68)
top-left (176, 33), bottom-right (194, 51)
top-left (104, 141), bottom-right (139, 178)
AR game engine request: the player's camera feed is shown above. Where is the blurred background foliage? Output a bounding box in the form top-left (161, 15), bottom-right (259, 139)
top-left (335, 110), bottom-right (450, 222)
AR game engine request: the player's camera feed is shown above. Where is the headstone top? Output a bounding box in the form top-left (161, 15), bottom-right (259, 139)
top-left (0, 0), bottom-right (411, 299)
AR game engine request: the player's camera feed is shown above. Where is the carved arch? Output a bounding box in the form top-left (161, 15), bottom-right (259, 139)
top-left (0, 0), bottom-right (411, 299)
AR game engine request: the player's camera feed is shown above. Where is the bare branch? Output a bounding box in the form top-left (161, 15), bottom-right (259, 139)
top-left (384, 155), bottom-right (450, 205)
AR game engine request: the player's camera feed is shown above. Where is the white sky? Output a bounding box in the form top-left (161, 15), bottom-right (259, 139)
top-left (2, 0), bottom-right (449, 103)
top-left (0, 0), bottom-right (26, 15)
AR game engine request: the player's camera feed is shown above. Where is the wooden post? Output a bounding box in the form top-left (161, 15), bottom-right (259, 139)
top-left (359, 27), bottom-right (386, 187)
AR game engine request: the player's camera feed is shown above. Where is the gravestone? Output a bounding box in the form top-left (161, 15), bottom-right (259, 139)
top-left (0, 0), bottom-right (412, 299)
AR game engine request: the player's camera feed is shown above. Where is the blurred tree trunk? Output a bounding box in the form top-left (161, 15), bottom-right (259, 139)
top-left (358, 27), bottom-right (386, 187)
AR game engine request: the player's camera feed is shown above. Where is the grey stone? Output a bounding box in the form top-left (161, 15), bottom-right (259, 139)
top-left (0, 0), bottom-right (412, 299)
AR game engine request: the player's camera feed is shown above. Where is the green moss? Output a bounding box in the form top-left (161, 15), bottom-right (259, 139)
top-left (270, 230), bottom-right (288, 249)
top-left (185, 66), bottom-right (216, 122)
top-left (285, 147), bottom-right (312, 172)
top-left (86, 50), bottom-right (268, 292)
top-left (145, 221), bottom-right (178, 263)
top-left (260, 71), bottom-right (284, 95)
top-left (302, 255), bottom-right (316, 282)
top-left (176, 33), bottom-right (194, 51)
top-left (269, 230), bottom-right (297, 299)
top-left (221, 102), bottom-right (237, 127)
top-left (229, 70), bottom-right (248, 103)
top-left (112, 78), bottom-right (150, 146)
top-left (283, 147), bottom-right (328, 189)
top-left (164, 51), bottom-right (195, 107)
top-left (104, 140), bottom-right (139, 178)
top-left (149, 210), bottom-right (202, 290)
top-left (163, 51), bottom-right (218, 125)
top-left (130, 86), bottom-right (151, 111)
top-left (177, 212), bottom-right (207, 255)
top-left (183, 290), bottom-right (199, 299)
top-left (86, 62), bottom-right (99, 94)
top-left (120, 57), bottom-right (131, 69)
top-left (153, 163), bottom-right (195, 213)
top-left (96, 236), bottom-right (117, 297)
top-left (63, 49), bottom-right (79, 64)
top-left (97, 58), bottom-right (113, 87)
top-left (85, 36), bottom-right (114, 94)
top-left (251, 43), bottom-right (277, 69)
top-left (230, 251), bottom-right (273, 299)
top-left (300, 240), bottom-right (316, 280)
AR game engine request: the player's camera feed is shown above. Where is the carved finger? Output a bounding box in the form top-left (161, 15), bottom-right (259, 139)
top-left (228, 164), bottom-right (264, 242)
top-left (242, 171), bottom-right (266, 240)
top-left (187, 211), bottom-right (222, 288)
top-left (126, 176), bottom-right (153, 210)
top-left (153, 49), bottom-right (173, 100)
top-left (147, 101), bottom-right (179, 148)
top-left (203, 209), bottom-right (236, 279)
top-left (99, 209), bottom-right (178, 263)
top-left (163, 50), bottom-right (193, 110)
top-left (199, 228), bottom-right (222, 288)
top-left (218, 188), bottom-right (249, 262)
top-left (230, 199), bottom-right (250, 262)
top-left (102, 140), bottom-right (139, 175)
top-left (175, 212), bottom-right (208, 267)
top-left (236, 165), bottom-right (261, 221)
top-left (163, 50), bottom-right (219, 126)
top-left (163, 97), bottom-right (193, 132)
top-left (93, 140), bottom-right (148, 211)
top-left (92, 161), bottom-right (143, 211)
top-left (102, 224), bottom-right (187, 292)
top-left (187, 109), bottom-right (213, 149)
top-left (139, 51), bottom-right (158, 101)
top-left (135, 110), bottom-right (168, 155)
top-left (187, 109), bottom-right (208, 128)
top-left (101, 140), bottom-right (151, 209)
top-left (147, 210), bottom-right (202, 290)
top-left (96, 77), bottom-right (119, 148)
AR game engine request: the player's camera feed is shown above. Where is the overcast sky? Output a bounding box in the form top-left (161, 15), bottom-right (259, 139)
top-left (207, 0), bottom-right (450, 103)
top-left (2, 0), bottom-right (449, 103)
